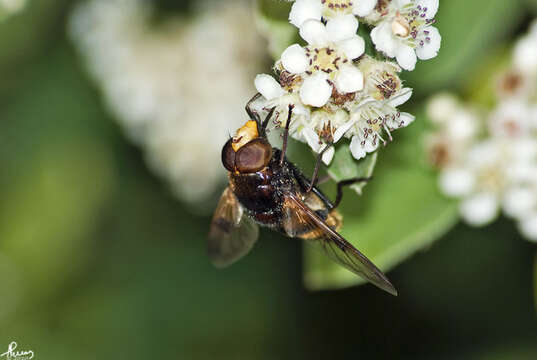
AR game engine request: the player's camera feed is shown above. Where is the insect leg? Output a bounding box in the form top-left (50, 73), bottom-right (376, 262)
top-left (289, 161), bottom-right (336, 210)
top-left (333, 177), bottom-right (372, 209)
top-left (245, 93), bottom-right (262, 124)
top-left (260, 106), bottom-right (276, 137)
top-left (280, 104), bottom-right (294, 165)
top-left (307, 143), bottom-right (333, 193)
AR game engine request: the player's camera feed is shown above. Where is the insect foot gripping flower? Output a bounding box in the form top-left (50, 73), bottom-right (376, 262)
top-left (370, 0), bottom-right (441, 71)
top-left (255, 0), bottom-right (435, 165)
top-left (256, 55), bottom-right (414, 162)
top-left (70, 0), bottom-right (265, 205)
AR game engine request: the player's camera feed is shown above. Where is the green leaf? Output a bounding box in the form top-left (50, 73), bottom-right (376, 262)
top-left (304, 110), bottom-right (459, 290)
top-left (0, 46), bottom-right (116, 302)
top-left (524, 0), bottom-right (537, 12)
top-left (327, 147), bottom-right (377, 195)
top-left (255, 0), bottom-right (297, 60)
top-left (357, 24), bottom-right (375, 58)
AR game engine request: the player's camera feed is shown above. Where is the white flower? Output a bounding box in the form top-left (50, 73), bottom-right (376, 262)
top-left (0, 0), bottom-right (27, 16)
top-left (425, 94), bottom-right (480, 169)
top-left (488, 100), bottom-right (531, 139)
top-left (513, 21), bottom-right (537, 74)
top-left (495, 68), bottom-right (534, 100)
top-left (279, 18), bottom-right (365, 107)
top-left (370, 0), bottom-right (441, 70)
top-left (290, 0), bottom-right (377, 26)
top-left (426, 92), bottom-right (459, 125)
top-left (518, 212), bottom-right (537, 242)
top-left (289, 0), bottom-right (322, 27)
top-left (503, 186), bottom-right (537, 219)
top-left (358, 55), bottom-right (403, 102)
top-left (255, 74), bottom-right (285, 100)
top-left (340, 90), bottom-right (414, 159)
top-left (460, 192), bottom-right (499, 227)
top-left (438, 138), bottom-right (526, 227)
top-left (439, 168), bottom-right (474, 197)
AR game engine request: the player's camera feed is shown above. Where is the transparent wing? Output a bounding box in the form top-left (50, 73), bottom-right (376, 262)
top-left (286, 194), bottom-right (397, 296)
top-left (208, 187), bottom-right (259, 268)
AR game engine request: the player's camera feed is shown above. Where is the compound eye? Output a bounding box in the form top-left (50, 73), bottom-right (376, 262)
top-left (221, 139), bottom-right (236, 172)
top-left (235, 138), bottom-right (272, 173)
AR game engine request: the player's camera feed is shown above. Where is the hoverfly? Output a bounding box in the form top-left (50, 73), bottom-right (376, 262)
top-left (208, 94), bottom-right (397, 296)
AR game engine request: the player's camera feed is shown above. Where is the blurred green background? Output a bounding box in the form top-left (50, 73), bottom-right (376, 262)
top-left (0, 0), bottom-right (536, 359)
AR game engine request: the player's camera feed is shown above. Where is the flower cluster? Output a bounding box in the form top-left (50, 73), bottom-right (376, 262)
top-left (255, 0), bottom-right (441, 163)
top-left (426, 21), bottom-right (537, 241)
top-left (69, 0), bottom-right (264, 204)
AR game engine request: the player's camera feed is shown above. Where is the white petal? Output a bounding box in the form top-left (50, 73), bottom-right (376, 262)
top-left (360, 128), bottom-right (380, 153)
top-left (350, 135), bottom-right (367, 160)
top-left (326, 14), bottom-right (358, 42)
top-left (289, 0), bottom-right (322, 28)
top-left (338, 36), bottom-right (365, 60)
top-left (299, 19), bottom-right (329, 46)
top-left (302, 126), bottom-right (321, 152)
top-left (398, 112), bottom-right (415, 127)
top-left (333, 120), bottom-right (355, 142)
top-left (281, 44), bottom-right (309, 74)
top-left (299, 72), bottom-right (332, 107)
top-left (371, 21), bottom-right (397, 58)
top-left (397, 0), bottom-right (412, 6)
top-left (460, 193), bottom-right (499, 227)
top-left (416, 26), bottom-right (441, 60)
top-left (387, 88), bottom-right (413, 107)
top-left (322, 146), bottom-right (335, 165)
top-left (503, 187), bottom-right (537, 218)
top-left (396, 44), bottom-right (417, 71)
top-left (518, 214), bottom-right (537, 242)
top-left (426, 93), bottom-right (459, 124)
top-left (513, 36), bottom-right (537, 73)
top-left (439, 168), bottom-right (474, 197)
top-left (448, 109), bottom-right (479, 140)
top-left (416, 0), bottom-right (439, 19)
top-left (335, 65), bottom-right (364, 93)
top-left (352, 0), bottom-right (376, 17)
top-left (254, 74), bottom-right (284, 100)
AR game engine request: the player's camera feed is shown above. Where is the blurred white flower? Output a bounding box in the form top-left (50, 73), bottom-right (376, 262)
top-left (518, 213), bottom-right (537, 242)
top-left (488, 100), bottom-right (531, 139)
top-left (443, 139), bottom-right (512, 226)
top-left (427, 19), bottom-right (537, 241)
top-left (513, 19), bottom-right (537, 74)
top-left (370, 0), bottom-right (441, 70)
top-left (425, 94), bottom-right (479, 168)
top-left (0, 0), bottom-right (26, 17)
top-left (70, 0), bottom-right (264, 205)
top-left (495, 69), bottom-right (534, 100)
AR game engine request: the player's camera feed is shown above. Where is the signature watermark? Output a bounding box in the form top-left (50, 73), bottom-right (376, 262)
top-left (0, 342), bottom-right (34, 360)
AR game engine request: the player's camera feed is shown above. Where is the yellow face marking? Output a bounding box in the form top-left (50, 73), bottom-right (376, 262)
top-left (232, 120), bottom-right (259, 152)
